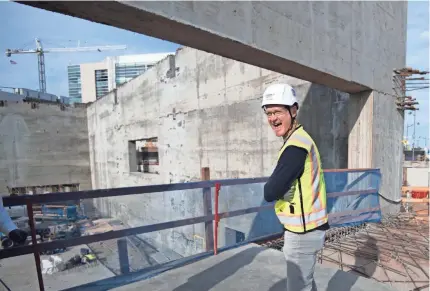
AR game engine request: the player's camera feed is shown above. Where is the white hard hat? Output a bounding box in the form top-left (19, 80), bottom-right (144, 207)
top-left (261, 83), bottom-right (298, 108)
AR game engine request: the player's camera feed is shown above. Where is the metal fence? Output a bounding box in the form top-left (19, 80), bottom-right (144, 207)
top-left (0, 168), bottom-right (381, 291)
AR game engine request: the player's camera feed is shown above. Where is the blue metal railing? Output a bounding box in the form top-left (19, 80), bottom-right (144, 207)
top-left (0, 168), bottom-right (382, 291)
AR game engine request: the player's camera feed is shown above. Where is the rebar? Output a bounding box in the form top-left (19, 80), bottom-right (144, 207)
top-left (259, 213), bottom-right (429, 290)
top-left (324, 223), bottom-right (369, 244)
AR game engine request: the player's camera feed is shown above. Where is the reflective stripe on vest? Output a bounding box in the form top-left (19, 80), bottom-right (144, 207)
top-left (274, 127), bottom-right (328, 233)
top-left (289, 134), bottom-right (325, 211)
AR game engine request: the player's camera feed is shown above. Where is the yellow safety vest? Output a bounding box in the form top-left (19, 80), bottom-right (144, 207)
top-left (274, 127), bottom-right (328, 233)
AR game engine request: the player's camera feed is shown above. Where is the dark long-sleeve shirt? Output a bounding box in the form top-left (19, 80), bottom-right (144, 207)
top-left (264, 146), bottom-right (307, 202)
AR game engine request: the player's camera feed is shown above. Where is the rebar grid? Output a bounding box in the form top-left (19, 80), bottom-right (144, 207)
top-left (324, 223), bottom-right (369, 244)
top-left (258, 214), bottom-right (429, 291)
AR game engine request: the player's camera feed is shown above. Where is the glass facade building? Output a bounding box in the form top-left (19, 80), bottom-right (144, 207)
top-left (95, 69), bottom-right (109, 99)
top-left (67, 65), bottom-right (82, 103)
top-left (69, 53), bottom-right (172, 103)
top-left (115, 63), bottom-right (153, 86)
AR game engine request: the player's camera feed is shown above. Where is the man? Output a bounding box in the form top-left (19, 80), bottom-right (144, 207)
top-left (262, 83), bottom-right (329, 291)
top-left (0, 198), bottom-right (28, 247)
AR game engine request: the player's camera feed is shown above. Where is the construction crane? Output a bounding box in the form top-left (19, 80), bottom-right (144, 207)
top-left (5, 38), bottom-right (127, 93)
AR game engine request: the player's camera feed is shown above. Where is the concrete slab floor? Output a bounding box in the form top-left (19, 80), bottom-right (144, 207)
top-left (110, 244), bottom-right (396, 291)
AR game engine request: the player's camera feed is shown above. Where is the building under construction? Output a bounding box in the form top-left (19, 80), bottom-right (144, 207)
top-left (0, 2), bottom-right (428, 291)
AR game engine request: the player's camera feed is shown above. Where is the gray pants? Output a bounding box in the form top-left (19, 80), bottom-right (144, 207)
top-left (282, 229), bottom-right (326, 291)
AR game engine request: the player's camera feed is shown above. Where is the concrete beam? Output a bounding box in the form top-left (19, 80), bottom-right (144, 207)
top-left (18, 1), bottom-right (373, 94)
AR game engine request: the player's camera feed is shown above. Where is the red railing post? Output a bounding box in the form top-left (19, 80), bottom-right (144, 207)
top-left (214, 183), bottom-right (221, 255)
top-left (26, 200), bottom-right (45, 291)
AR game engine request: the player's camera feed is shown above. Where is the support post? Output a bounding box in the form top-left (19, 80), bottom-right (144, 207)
top-left (26, 200), bottom-right (45, 291)
top-left (201, 167), bottom-right (214, 251)
top-left (118, 238), bottom-right (130, 274)
top-left (214, 183), bottom-right (221, 255)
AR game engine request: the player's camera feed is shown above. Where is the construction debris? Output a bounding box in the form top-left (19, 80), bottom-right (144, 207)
top-left (41, 247), bottom-right (98, 275)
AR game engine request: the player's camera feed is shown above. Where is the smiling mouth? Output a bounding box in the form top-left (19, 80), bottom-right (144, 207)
top-left (272, 123), bottom-right (282, 129)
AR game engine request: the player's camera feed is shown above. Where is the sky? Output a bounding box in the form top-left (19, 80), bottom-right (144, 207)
top-left (0, 1), bottom-right (428, 146)
top-left (0, 2), bottom-right (180, 96)
top-left (405, 1), bottom-right (429, 148)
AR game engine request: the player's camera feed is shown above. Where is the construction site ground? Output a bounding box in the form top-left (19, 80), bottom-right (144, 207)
top-left (83, 218), bottom-right (185, 273)
top-left (0, 244), bottom-right (114, 291)
top-left (0, 218), bottom-right (177, 291)
top-left (84, 218), bottom-right (159, 274)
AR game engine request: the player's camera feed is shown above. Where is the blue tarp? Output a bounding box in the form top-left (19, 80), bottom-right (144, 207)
top-left (41, 205), bottom-right (78, 219)
top-left (324, 169), bottom-right (382, 228)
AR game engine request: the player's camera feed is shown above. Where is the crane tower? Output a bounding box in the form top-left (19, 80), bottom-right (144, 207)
top-left (5, 38), bottom-right (127, 93)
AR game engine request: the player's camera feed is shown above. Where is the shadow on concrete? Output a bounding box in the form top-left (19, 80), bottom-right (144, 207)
top-left (268, 278), bottom-right (287, 291)
top-left (268, 237), bottom-right (379, 291)
top-left (268, 260), bottom-right (317, 291)
top-left (326, 236), bottom-right (379, 291)
top-left (172, 246), bottom-right (264, 291)
top-left (62, 246), bottom-right (263, 291)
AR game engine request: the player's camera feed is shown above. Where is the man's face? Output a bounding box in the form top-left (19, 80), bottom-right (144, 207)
top-left (264, 105), bottom-right (297, 137)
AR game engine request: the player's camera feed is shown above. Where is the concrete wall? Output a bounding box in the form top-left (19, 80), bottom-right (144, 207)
top-left (87, 47), bottom-right (351, 257)
top-left (0, 91), bottom-right (24, 102)
top-left (87, 47), bottom-right (350, 187)
top-left (0, 100), bottom-right (91, 194)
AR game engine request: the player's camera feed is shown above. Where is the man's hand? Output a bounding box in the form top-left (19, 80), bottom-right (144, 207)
top-left (8, 229), bottom-right (28, 245)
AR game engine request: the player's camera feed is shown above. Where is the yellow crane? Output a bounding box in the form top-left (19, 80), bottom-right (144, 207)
top-left (5, 38), bottom-right (126, 93)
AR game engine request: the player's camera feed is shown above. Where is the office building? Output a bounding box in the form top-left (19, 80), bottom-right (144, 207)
top-left (67, 53), bottom-right (173, 103)
top-left (67, 65), bottom-right (82, 104)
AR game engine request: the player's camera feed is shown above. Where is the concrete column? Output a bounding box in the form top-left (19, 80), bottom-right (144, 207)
top-left (349, 90), bottom-right (404, 215)
top-left (348, 90), bottom-right (374, 169)
top-left (106, 57), bottom-right (117, 91)
top-left (371, 91), bottom-right (404, 214)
